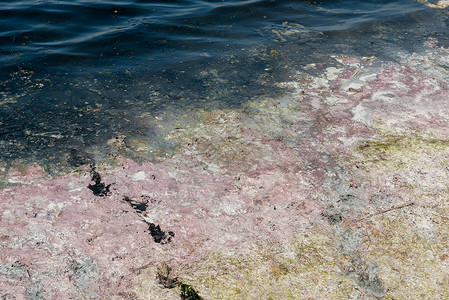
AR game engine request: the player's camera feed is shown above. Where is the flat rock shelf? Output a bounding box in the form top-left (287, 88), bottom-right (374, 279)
top-left (1, 38), bottom-right (449, 299)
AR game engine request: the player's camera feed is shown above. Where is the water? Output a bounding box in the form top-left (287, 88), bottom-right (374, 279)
top-left (0, 0), bottom-right (448, 172)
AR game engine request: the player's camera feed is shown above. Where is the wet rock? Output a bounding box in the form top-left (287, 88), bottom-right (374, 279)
top-left (107, 135), bottom-right (128, 149)
top-left (67, 148), bottom-right (92, 167)
top-left (3, 39), bottom-right (449, 298)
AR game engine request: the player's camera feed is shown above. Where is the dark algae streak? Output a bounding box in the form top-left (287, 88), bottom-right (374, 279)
top-left (180, 283), bottom-right (202, 300)
top-left (122, 195), bottom-right (175, 243)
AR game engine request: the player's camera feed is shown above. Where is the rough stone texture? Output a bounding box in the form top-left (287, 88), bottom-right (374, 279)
top-left (2, 39), bottom-right (449, 299)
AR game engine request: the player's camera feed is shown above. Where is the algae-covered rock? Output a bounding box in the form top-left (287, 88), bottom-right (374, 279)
top-left (362, 215), bottom-right (449, 299)
top-left (171, 232), bottom-right (362, 299)
top-left (345, 127), bottom-right (449, 299)
top-left (357, 134), bottom-right (449, 171)
top-left (3, 38), bottom-right (449, 299)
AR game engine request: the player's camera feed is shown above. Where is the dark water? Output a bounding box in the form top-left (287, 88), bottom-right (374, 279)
top-left (0, 0), bottom-right (448, 171)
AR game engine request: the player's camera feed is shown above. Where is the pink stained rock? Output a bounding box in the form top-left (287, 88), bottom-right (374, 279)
top-left (6, 164), bottom-right (47, 185)
top-left (2, 39), bottom-right (449, 299)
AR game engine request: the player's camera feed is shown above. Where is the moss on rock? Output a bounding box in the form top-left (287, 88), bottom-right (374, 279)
top-left (357, 134), bottom-right (449, 171)
top-left (360, 214), bottom-right (449, 299)
top-left (349, 127), bottom-right (449, 298)
top-left (175, 231), bottom-right (359, 299)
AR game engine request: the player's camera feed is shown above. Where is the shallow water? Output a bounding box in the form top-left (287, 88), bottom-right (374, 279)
top-left (0, 0), bottom-right (448, 171)
top-left (0, 0), bottom-right (438, 73)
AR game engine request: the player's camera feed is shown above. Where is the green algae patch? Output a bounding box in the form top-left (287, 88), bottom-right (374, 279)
top-left (361, 213), bottom-right (449, 299)
top-left (175, 232), bottom-right (357, 299)
top-left (163, 95), bottom-right (310, 174)
top-left (348, 128), bottom-right (449, 298)
top-left (353, 131), bottom-right (449, 203)
top-left (357, 134), bottom-right (449, 171)
top-left (165, 109), bottom-right (271, 174)
top-left (242, 95), bottom-right (310, 144)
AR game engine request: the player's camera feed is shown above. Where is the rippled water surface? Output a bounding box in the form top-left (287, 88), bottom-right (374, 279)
top-left (0, 0), bottom-right (448, 171)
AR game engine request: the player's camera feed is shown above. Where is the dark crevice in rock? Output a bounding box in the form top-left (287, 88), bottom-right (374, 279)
top-left (123, 196), bottom-right (148, 213)
top-left (122, 195), bottom-right (174, 243)
top-left (88, 165), bottom-right (111, 197)
top-left (146, 222), bottom-right (175, 244)
top-left (156, 263), bottom-right (202, 299)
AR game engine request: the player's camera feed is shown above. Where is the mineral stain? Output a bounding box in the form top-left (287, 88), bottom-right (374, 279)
top-left (322, 212), bottom-right (343, 225)
top-left (352, 262), bottom-right (386, 298)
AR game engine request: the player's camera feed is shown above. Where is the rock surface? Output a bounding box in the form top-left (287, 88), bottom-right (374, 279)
top-left (2, 39), bottom-right (449, 299)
